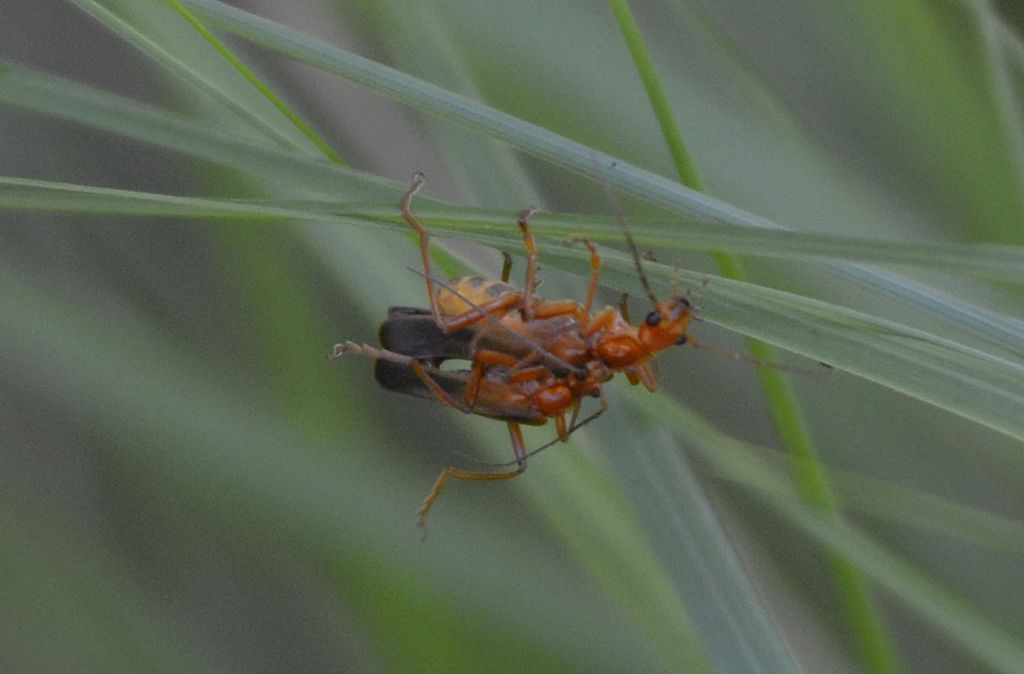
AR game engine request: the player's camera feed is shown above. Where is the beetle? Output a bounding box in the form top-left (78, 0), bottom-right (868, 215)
top-left (392, 171), bottom-right (698, 404)
top-left (335, 302), bottom-right (608, 529)
top-left (332, 172), bottom-right (705, 530)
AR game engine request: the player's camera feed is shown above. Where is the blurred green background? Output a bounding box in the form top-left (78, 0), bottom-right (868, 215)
top-left (2, 1), bottom-right (1023, 672)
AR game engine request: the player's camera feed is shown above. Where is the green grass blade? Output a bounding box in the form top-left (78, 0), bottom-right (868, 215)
top-left (828, 468), bottom-right (1024, 553)
top-left (3, 36), bottom-right (1021, 360)
top-left (5, 177), bottom-right (1024, 283)
top-left (180, 0), bottom-right (1024, 356)
top-left (0, 255), bottom-right (675, 673)
top-left (162, 0), bottom-right (345, 164)
top-left (607, 0), bottom-right (704, 191)
top-left (693, 432), bottom-right (1024, 553)
top-left (7, 3), bottom-right (1022, 671)
top-left (652, 394), bottom-right (1024, 674)
top-left (68, 0), bottom-right (309, 153)
top-left (608, 3), bottom-right (898, 671)
top-left (594, 418), bottom-right (801, 673)
top-left (343, 2), bottom-right (538, 206)
top-left (0, 61), bottom-right (380, 198)
top-left (523, 233), bottom-right (1024, 441)
top-left (2, 175), bottom-right (1021, 441)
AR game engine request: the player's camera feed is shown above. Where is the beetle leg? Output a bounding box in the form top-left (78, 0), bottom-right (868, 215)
top-left (501, 251), bottom-right (513, 284)
top-left (465, 349), bottom-right (520, 408)
top-left (400, 174), bottom-right (520, 334)
top-left (517, 207), bottom-right (539, 320)
top-left (583, 307), bottom-right (619, 337)
top-left (618, 292), bottom-right (631, 323)
top-left (566, 399), bottom-right (583, 438)
top-left (634, 360), bottom-right (659, 392)
top-left (507, 351), bottom-right (542, 375)
top-left (555, 413), bottom-right (569, 440)
top-left (570, 236), bottom-right (602, 317)
top-left (416, 422), bottom-right (528, 535)
top-left (398, 172), bottom-right (457, 329)
top-left (331, 341), bottom-right (471, 413)
top-left (531, 298), bottom-right (585, 320)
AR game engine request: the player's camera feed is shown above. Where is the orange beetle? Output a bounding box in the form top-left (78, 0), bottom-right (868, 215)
top-left (333, 172), bottom-right (699, 530)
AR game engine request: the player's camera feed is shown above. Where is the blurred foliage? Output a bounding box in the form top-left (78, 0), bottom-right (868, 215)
top-left (1, 1), bottom-right (1023, 673)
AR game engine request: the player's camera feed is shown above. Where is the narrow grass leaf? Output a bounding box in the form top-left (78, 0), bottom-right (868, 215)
top-left (5, 177), bottom-right (1024, 283)
top-left (181, 0), bottom-right (1024, 356)
top-left (651, 394), bottom-right (1024, 674)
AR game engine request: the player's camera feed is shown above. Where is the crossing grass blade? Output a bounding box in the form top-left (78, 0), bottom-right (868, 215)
top-left (4, 2), bottom-right (1023, 671)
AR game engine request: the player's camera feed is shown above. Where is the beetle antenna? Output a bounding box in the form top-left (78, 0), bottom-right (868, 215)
top-left (449, 404), bottom-right (607, 467)
top-left (689, 338), bottom-right (834, 376)
top-left (594, 162), bottom-right (659, 308)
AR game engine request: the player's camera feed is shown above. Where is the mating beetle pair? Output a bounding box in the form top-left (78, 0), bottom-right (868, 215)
top-left (333, 172), bottom-right (697, 530)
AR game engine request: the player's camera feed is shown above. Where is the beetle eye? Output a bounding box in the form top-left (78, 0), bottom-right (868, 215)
top-left (645, 311), bottom-right (661, 326)
top-left (676, 334), bottom-right (688, 345)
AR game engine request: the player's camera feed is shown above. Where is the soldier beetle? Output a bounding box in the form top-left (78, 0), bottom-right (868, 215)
top-left (333, 172), bottom-right (708, 531)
